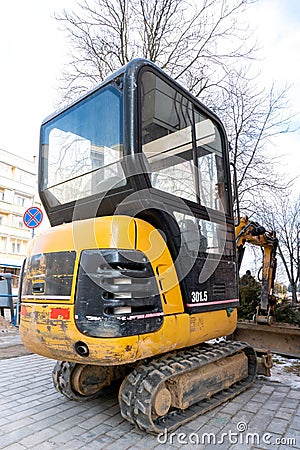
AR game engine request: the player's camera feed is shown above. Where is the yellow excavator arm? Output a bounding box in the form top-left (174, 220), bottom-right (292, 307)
top-left (235, 216), bottom-right (278, 324)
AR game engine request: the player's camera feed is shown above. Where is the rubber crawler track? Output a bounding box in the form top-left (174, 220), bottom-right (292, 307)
top-left (119, 341), bottom-right (257, 434)
top-left (52, 361), bottom-right (104, 401)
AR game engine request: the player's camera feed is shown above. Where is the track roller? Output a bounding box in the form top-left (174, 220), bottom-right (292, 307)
top-left (53, 361), bottom-right (126, 401)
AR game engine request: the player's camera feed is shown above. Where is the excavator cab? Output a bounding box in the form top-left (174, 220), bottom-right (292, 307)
top-left (19, 59), bottom-right (256, 433)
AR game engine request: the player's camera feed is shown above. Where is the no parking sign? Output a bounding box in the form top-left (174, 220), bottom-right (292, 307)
top-left (23, 206), bottom-right (43, 229)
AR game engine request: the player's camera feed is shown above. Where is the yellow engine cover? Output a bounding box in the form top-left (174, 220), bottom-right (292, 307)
top-left (20, 215), bottom-right (237, 365)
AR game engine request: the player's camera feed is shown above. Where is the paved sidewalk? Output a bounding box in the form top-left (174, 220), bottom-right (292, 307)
top-left (0, 354), bottom-right (299, 450)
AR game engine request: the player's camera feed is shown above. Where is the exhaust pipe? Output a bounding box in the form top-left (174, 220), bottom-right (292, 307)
top-left (74, 341), bottom-right (90, 357)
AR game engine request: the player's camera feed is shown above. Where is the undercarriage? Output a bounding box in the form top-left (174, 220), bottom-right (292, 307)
top-left (53, 341), bottom-right (257, 433)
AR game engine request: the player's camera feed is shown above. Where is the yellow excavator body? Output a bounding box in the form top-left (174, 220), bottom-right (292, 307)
top-left (20, 215), bottom-right (237, 364)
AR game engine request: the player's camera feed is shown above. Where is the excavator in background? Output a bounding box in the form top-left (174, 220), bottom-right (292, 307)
top-left (232, 215), bottom-right (300, 358)
top-left (231, 215), bottom-right (278, 375)
top-left (235, 215), bottom-right (278, 325)
top-left (19, 59), bottom-right (277, 433)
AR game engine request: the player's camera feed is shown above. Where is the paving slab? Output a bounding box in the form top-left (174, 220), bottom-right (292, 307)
top-left (0, 354), bottom-right (299, 449)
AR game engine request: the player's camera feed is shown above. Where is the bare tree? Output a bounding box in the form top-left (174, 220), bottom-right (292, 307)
top-left (258, 195), bottom-right (300, 306)
top-left (55, 0), bottom-right (257, 103)
top-left (54, 0), bottom-right (293, 207)
top-left (214, 70), bottom-right (292, 213)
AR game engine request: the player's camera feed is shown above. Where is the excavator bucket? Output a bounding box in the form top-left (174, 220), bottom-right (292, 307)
top-left (231, 321), bottom-right (300, 359)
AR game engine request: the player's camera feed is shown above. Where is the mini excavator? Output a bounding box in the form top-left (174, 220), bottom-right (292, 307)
top-left (235, 215), bottom-right (278, 325)
top-left (19, 59), bottom-right (260, 433)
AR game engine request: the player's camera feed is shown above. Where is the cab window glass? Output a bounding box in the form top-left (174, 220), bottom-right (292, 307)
top-left (174, 211), bottom-right (233, 257)
top-left (141, 71), bottom-right (197, 203)
top-left (141, 70), bottom-right (228, 214)
top-left (41, 85), bottom-right (125, 205)
top-left (194, 110), bottom-right (227, 213)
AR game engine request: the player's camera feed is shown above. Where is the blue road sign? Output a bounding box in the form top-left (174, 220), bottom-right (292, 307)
top-left (23, 207), bottom-right (43, 229)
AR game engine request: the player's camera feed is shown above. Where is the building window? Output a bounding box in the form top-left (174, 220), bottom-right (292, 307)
top-left (15, 168), bottom-right (36, 186)
top-left (0, 190), bottom-right (4, 201)
top-left (0, 236), bottom-right (7, 252)
top-left (0, 214), bottom-right (7, 226)
top-left (0, 162), bottom-right (11, 178)
top-left (11, 240), bottom-right (21, 254)
top-left (13, 215), bottom-right (24, 228)
top-left (14, 195), bottom-right (33, 208)
top-left (15, 195), bottom-right (25, 207)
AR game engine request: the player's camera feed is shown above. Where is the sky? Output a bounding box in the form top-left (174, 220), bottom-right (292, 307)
top-left (0, 0), bottom-right (299, 190)
top-left (247, 0), bottom-right (300, 188)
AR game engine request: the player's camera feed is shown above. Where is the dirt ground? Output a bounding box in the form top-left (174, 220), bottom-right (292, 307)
top-left (0, 343), bottom-right (31, 359)
top-left (0, 316), bottom-right (32, 359)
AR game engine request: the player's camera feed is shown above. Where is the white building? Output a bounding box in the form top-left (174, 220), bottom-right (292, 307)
top-left (0, 149), bottom-right (47, 286)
